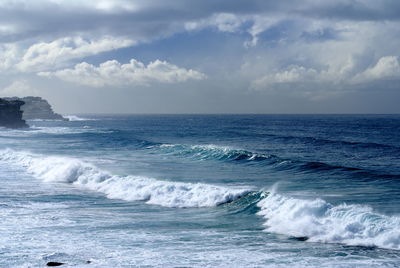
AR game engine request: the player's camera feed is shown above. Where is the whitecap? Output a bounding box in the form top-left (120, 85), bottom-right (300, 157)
top-left (257, 191), bottom-right (400, 250)
top-left (64, 115), bottom-right (96, 121)
top-left (0, 149), bottom-right (251, 208)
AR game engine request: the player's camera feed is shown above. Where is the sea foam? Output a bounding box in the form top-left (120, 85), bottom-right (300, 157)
top-left (0, 149), bottom-right (250, 208)
top-left (257, 191), bottom-right (400, 250)
top-left (64, 115), bottom-right (95, 121)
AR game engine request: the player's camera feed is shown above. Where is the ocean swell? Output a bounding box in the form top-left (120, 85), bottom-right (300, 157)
top-left (156, 144), bottom-right (277, 162)
top-left (0, 149), bottom-right (251, 208)
top-left (257, 192), bottom-right (400, 250)
top-left (154, 144), bottom-right (400, 180)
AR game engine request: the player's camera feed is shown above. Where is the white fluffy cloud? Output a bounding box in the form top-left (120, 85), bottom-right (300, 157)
top-left (353, 56), bottom-right (400, 83)
top-left (0, 80), bottom-right (38, 97)
top-left (251, 56), bottom-right (400, 92)
top-left (252, 66), bottom-right (320, 88)
top-left (16, 37), bottom-right (135, 72)
top-left (0, 44), bottom-right (20, 71)
top-left (38, 59), bottom-right (206, 87)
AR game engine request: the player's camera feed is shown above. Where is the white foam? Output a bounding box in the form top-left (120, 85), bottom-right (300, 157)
top-left (28, 119), bottom-right (63, 122)
top-left (64, 115), bottom-right (95, 121)
top-left (160, 143), bottom-right (233, 152)
top-left (29, 126), bottom-right (91, 134)
top-left (0, 149), bottom-right (250, 208)
top-left (0, 126), bottom-right (111, 138)
top-left (257, 191), bottom-right (400, 250)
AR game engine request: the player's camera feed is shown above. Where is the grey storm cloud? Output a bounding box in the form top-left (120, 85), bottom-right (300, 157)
top-left (1, 0), bottom-right (400, 43)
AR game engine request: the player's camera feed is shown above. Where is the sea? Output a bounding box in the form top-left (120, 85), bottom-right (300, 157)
top-left (1, 114), bottom-right (400, 267)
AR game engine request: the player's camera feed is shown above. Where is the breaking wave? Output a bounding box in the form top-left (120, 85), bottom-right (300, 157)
top-left (0, 149), bottom-right (251, 208)
top-left (257, 191), bottom-right (400, 250)
top-left (64, 115), bottom-right (96, 121)
top-left (0, 126), bottom-right (112, 138)
top-left (1, 148), bottom-right (399, 250)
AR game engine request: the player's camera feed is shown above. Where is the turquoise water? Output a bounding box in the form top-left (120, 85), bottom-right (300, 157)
top-left (1, 115), bottom-right (400, 267)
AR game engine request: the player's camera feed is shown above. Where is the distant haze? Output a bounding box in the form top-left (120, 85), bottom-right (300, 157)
top-left (0, 0), bottom-right (399, 114)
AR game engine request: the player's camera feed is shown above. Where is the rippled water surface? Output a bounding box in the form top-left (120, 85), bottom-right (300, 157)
top-left (1, 114), bottom-right (400, 267)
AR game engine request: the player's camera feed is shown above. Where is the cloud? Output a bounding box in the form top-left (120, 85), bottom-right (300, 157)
top-left (353, 56), bottom-right (400, 83)
top-left (16, 37), bottom-right (134, 72)
top-left (38, 59), bottom-right (206, 87)
top-left (1, 1), bottom-right (399, 76)
top-left (244, 15), bottom-right (282, 47)
top-left (185, 13), bottom-right (245, 33)
top-left (2, 1), bottom-right (399, 45)
top-left (0, 44), bottom-right (19, 71)
top-left (252, 65), bottom-right (320, 88)
top-left (251, 56), bottom-right (400, 97)
top-left (1, 0), bottom-right (400, 112)
top-left (0, 80), bottom-right (38, 97)
top-left (184, 13), bottom-right (281, 47)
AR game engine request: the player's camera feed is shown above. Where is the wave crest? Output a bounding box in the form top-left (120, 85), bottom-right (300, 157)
top-left (157, 144), bottom-right (276, 162)
top-left (64, 115), bottom-right (95, 121)
top-left (257, 192), bottom-right (400, 250)
top-left (0, 149), bottom-right (251, 208)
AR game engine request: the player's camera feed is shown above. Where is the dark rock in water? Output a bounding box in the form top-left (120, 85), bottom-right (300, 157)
top-left (0, 98), bottom-right (28, 128)
top-left (4, 96), bottom-right (68, 121)
top-left (46, 261), bottom-right (65, 266)
top-left (290, 236), bottom-right (309, 241)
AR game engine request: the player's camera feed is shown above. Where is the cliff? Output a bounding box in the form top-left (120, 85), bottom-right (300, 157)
top-left (4, 97), bottom-right (68, 121)
top-left (0, 98), bottom-right (28, 128)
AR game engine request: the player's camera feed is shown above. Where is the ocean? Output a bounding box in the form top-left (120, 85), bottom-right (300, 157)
top-left (1, 114), bottom-right (400, 267)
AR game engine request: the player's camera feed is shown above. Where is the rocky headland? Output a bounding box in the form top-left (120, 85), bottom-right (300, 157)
top-left (4, 96), bottom-right (68, 121)
top-left (0, 98), bottom-right (28, 128)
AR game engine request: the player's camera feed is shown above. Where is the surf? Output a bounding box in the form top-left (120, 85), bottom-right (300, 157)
top-left (257, 190), bottom-right (400, 250)
top-left (0, 149), bottom-right (252, 208)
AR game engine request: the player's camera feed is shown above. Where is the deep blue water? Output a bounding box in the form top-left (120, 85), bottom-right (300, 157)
top-left (1, 114), bottom-right (400, 267)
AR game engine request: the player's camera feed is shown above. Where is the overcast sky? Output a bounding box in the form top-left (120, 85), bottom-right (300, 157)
top-left (0, 0), bottom-right (399, 114)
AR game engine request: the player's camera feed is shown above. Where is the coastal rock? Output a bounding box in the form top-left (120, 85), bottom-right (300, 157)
top-left (290, 236), bottom-right (309, 241)
top-left (4, 96), bottom-right (68, 121)
top-left (46, 261), bottom-right (65, 266)
top-left (0, 98), bottom-right (28, 128)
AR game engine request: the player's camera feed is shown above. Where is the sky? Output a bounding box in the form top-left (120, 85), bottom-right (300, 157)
top-left (0, 0), bottom-right (399, 114)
